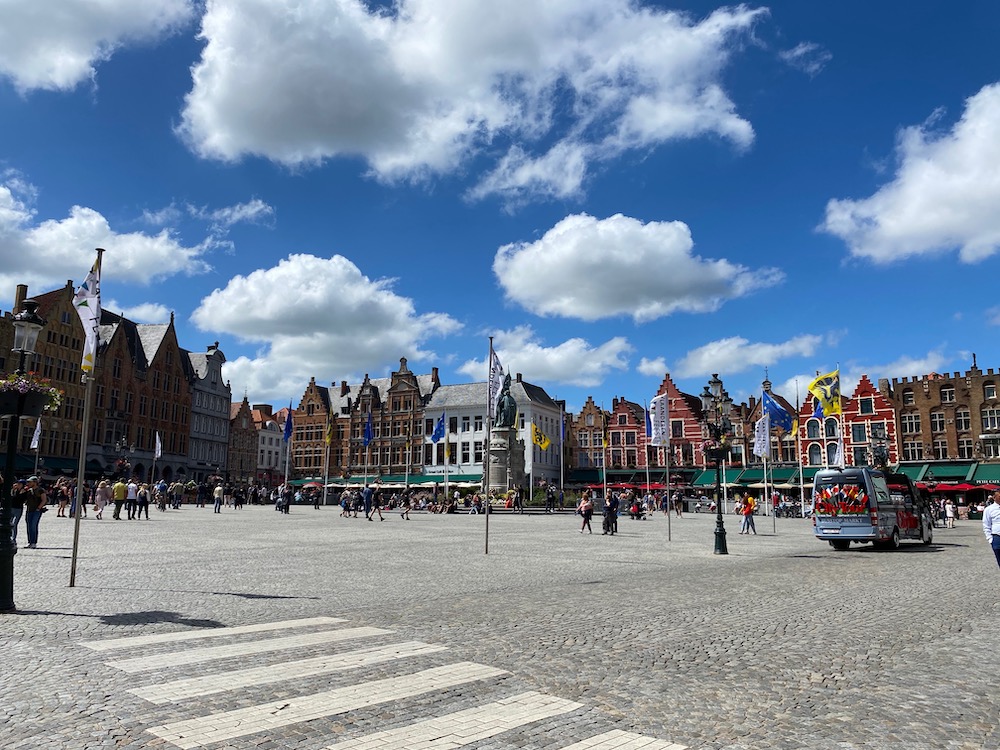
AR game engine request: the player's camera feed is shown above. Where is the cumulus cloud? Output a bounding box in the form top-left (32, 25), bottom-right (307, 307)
top-left (105, 300), bottom-right (172, 323)
top-left (493, 213), bottom-right (784, 322)
top-left (192, 253), bottom-right (462, 401)
top-left (638, 356), bottom-right (669, 377)
top-left (456, 325), bottom-right (631, 388)
top-left (178, 0), bottom-right (763, 201)
top-left (0, 174), bottom-right (212, 297)
top-left (779, 42), bottom-right (832, 77)
top-left (0, 0), bottom-right (194, 92)
top-left (673, 335), bottom-right (824, 379)
top-left (822, 82), bottom-right (1000, 264)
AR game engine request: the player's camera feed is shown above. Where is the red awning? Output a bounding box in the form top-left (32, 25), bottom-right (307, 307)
top-left (934, 482), bottom-right (976, 492)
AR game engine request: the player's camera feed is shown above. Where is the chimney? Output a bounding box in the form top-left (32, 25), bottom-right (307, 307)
top-left (253, 404), bottom-right (273, 417)
top-left (516, 372), bottom-right (523, 383)
top-left (14, 284), bottom-right (27, 312)
top-left (341, 380), bottom-right (349, 396)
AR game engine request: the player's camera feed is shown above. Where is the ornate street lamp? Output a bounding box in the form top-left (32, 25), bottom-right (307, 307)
top-left (700, 373), bottom-right (733, 555)
top-left (1, 299), bottom-right (48, 612)
top-left (115, 436), bottom-right (135, 480)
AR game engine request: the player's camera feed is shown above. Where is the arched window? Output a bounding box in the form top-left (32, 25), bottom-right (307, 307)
top-left (808, 443), bottom-right (822, 466)
top-left (826, 442), bottom-right (839, 465)
top-left (806, 419), bottom-right (821, 439)
top-left (902, 388), bottom-right (915, 405)
top-left (824, 418), bottom-right (839, 438)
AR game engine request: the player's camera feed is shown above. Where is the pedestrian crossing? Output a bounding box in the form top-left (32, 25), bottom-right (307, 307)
top-left (84, 615), bottom-right (686, 750)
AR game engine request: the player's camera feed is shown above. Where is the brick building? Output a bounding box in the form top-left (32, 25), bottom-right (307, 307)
top-left (228, 396), bottom-right (257, 485)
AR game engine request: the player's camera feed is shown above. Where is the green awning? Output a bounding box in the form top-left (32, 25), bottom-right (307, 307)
top-left (692, 468), bottom-right (743, 487)
top-left (893, 464), bottom-right (926, 480)
top-left (923, 462), bottom-right (975, 481)
top-left (972, 464), bottom-right (1000, 484)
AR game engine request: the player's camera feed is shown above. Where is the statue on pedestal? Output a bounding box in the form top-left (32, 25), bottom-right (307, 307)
top-left (496, 374), bottom-right (517, 428)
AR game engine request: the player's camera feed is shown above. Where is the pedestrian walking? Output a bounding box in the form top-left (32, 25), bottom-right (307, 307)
top-left (740, 495), bottom-right (757, 534)
top-left (362, 484), bottom-right (374, 520)
top-left (94, 480), bottom-right (110, 519)
top-left (125, 478), bottom-right (139, 519)
top-left (982, 492), bottom-right (1000, 569)
top-left (23, 476), bottom-right (48, 549)
top-left (9, 479), bottom-right (27, 547)
top-left (578, 491), bottom-right (593, 534)
top-left (213, 483), bottom-right (224, 513)
top-left (136, 483), bottom-right (150, 519)
top-left (111, 478), bottom-right (127, 520)
top-left (945, 499), bottom-right (956, 529)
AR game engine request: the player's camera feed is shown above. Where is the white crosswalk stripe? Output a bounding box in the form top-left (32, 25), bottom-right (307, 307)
top-left (130, 640), bottom-right (447, 704)
top-left (146, 661), bottom-right (509, 749)
top-left (106, 626), bottom-right (390, 673)
top-left (82, 616), bottom-right (345, 651)
top-left (87, 616), bottom-right (686, 749)
top-left (322, 690), bottom-right (582, 749)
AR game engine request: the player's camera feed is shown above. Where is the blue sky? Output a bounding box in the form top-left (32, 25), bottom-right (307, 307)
top-left (2, 1), bottom-right (999, 414)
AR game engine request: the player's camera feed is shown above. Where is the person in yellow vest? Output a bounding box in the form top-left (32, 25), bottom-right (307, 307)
top-left (111, 478), bottom-right (127, 520)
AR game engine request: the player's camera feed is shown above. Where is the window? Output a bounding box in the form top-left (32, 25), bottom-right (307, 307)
top-left (958, 437), bottom-right (974, 459)
top-left (625, 449), bottom-right (636, 465)
top-left (900, 413), bottom-right (921, 434)
top-left (461, 416), bottom-right (470, 433)
top-left (940, 385), bottom-right (956, 403)
top-left (859, 397), bottom-right (874, 415)
top-left (930, 411), bottom-right (945, 433)
top-left (449, 416), bottom-right (458, 434)
top-left (610, 432), bottom-right (621, 446)
top-left (826, 443), bottom-right (839, 465)
top-left (902, 389), bottom-right (915, 406)
top-left (579, 432), bottom-right (590, 448)
top-left (474, 416), bottom-right (483, 431)
top-left (461, 443), bottom-right (470, 463)
top-left (824, 418), bottom-right (839, 438)
top-left (956, 408), bottom-right (971, 431)
top-left (851, 423), bottom-right (867, 443)
top-left (933, 437), bottom-right (948, 460)
top-left (806, 419), bottom-right (820, 439)
top-left (113, 358), bottom-right (122, 378)
top-left (617, 414), bottom-right (627, 425)
top-left (986, 384), bottom-right (997, 400)
top-left (585, 414), bottom-right (594, 426)
top-left (853, 447), bottom-right (868, 466)
top-left (982, 407), bottom-right (1000, 431)
top-left (902, 440), bottom-right (923, 461)
top-left (808, 444), bottom-right (822, 466)
top-left (671, 420), bottom-right (684, 439)
top-left (474, 441), bottom-right (483, 463)
top-left (624, 432), bottom-right (636, 445)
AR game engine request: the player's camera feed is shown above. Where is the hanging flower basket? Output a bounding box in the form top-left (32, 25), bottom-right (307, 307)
top-left (0, 373), bottom-right (62, 417)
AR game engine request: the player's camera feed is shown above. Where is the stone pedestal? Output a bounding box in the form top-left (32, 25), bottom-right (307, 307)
top-left (488, 427), bottom-right (526, 493)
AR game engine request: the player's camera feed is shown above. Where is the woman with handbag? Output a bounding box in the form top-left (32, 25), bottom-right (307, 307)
top-left (23, 476), bottom-right (48, 549)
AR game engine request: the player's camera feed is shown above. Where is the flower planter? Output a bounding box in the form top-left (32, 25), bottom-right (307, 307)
top-left (705, 447), bottom-right (730, 462)
top-left (0, 390), bottom-right (49, 418)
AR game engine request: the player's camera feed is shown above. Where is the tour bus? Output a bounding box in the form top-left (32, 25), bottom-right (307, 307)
top-left (812, 467), bottom-right (934, 550)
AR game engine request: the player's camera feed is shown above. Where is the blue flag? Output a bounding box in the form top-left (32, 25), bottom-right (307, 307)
top-left (431, 412), bottom-right (446, 443)
top-left (283, 401), bottom-right (293, 442)
top-left (645, 408), bottom-right (652, 438)
top-left (363, 411), bottom-right (374, 447)
top-left (762, 390), bottom-right (793, 432)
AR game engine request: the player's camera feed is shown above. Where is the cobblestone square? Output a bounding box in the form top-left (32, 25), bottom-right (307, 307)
top-left (2, 506), bottom-right (996, 749)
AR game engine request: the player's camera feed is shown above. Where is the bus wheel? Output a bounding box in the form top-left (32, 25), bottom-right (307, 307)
top-left (921, 520), bottom-right (933, 545)
top-left (888, 528), bottom-right (900, 550)
top-left (831, 540), bottom-right (851, 551)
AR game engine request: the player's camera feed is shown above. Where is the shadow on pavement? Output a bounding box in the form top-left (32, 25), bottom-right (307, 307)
top-left (99, 610), bottom-right (226, 627)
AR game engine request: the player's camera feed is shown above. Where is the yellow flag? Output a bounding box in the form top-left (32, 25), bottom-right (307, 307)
top-left (532, 422), bottom-right (551, 450)
top-left (808, 369), bottom-right (841, 416)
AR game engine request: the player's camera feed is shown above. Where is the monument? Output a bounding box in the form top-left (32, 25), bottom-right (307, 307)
top-left (488, 374), bottom-right (525, 492)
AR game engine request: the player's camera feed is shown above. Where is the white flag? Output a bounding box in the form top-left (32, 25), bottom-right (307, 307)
top-left (154, 431), bottom-right (162, 459)
top-left (30, 419), bottom-right (41, 450)
top-left (833, 437), bottom-right (844, 467)
top-left (487, 349), bottom-right (504, 419)
top-left (648, 393), bottom-right (669, 447)
top-left (73, 253), bottom-right (102, 373)
top-left (753, 414), bottom-right (770, 458)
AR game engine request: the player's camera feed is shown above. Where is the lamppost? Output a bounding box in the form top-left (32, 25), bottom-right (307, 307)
top-left (115, 436), bottom-right (135, 480)
top-left (700, 373), bottom-right (733, 556)
top-left (1, 299), bottom-right (47, 612)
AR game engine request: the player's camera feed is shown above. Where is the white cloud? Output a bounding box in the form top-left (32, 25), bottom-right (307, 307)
top-left (0, 0), bottom-right (193, 92)
top-left (638, 356), bottom-right (669, 377)
top-left (493, 213), bottom-right (784, 322)
top-left (822, 82), bottom-right (1000, 264)
top-left (779, 42), bottom-right (832, 77)
top-left (456, 325), bottom-right (631, 388)
top-left (178, 0), bottom-right (763, 201)
top-left (0, 175), bottom-right (212, 296)
top-left (105, 300), bottom-right (171, 323)
top-left (191, 253), bottom-right (462, 401)
top-left (674, 335), bottom-right (824, 379)
top-left (188, 198), bottom-right (275, 231)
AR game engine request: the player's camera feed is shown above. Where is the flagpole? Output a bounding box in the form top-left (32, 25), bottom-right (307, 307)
top-left (32, 419), bottom-right (41, 475)
top-left (601, 404), bottom-right (608, 508)
top-left (796, 380), bottom-right (805, 517)
top-left (643, 400), bottom-right (651, 505)
top-left (321, 412), bottom-right (331, 508)
top-left (485, 338), bottom-right (493, 555)
top-left (665, 438), bottom-right (672, 542)
top-left (69, 247), bottom-right (103, 589)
